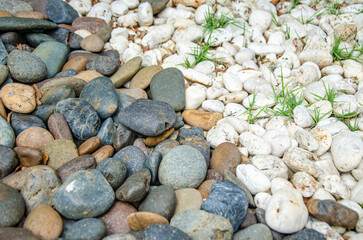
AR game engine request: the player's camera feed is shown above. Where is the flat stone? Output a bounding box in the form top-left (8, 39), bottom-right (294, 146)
top-left (0, 16), bottom-right (56, 31)
top-left (86, 56), bottom-right (118, 76)
top-left (142, 223), bottom-right (191, 240)
top-left (210, 142), bottom-right (241, 175)
top-left (80, 77), bottom-right (118, 119)
top-left (46, 0), bottom-right (79, 24)
top-left (80, 34), bottom-right (104, 52)
top-left (182, 110), bottom-right (223, 131)
top-left (96, 157), bottom-right (127, 190)
top-left (23, 205), bottom-right (63, 240)
top-left (113, 125), bottom-right (136, 152)
top-left (150, 67), bottom-right (186, 111)
top-left (54, 68), bottom-right (77, 78)
top-left (61, 218), bottom-right (106, 240)
top-left (1, 167), bottom-right (35, 190)
top-left (113, 146), bottom-right (146, 177)
top-left (62, 56), bottom-right (88, 72)
top-left (16, 127), bottom-right (54, 151)
top-left (55, 98), bottom-right (101, 140)
top-left (52, 169), bottom-right (115, 220)
top-left (144, 151), bottom-right (162, 185)
top-left (41, 84), bottom-right (76, 106)
top-left (24, 33), bottom-right (56, 47)
top-left (47, 112), bottom-right (73, 140)
top-left (46, 26), bottom-right (70, 43)
top-left (0, 116), bottom-right (15, 148)
top-left (23, 0), bottom-right (48, 18)
top-left (233, 224), bottom-right (272, 240)
top-left (110, 57), bottom-right (142, 88)
top-left (97, 118), bottom-right (117, 146)
top-left (0, 182), bottom-right (25, 227)
top-left (33, 41), bottom-right (69, 78)
top-left (170, 209), bottom-right (233, 240)
top-left (99, 201), bottom-right (137, 235)
top-left (130, 65), bottom-right (162, 89)
top-left (92, 145), bottom-right (114, 164)
top-left (0, 83), bottom-right (36, 113)
top-left (10, 112), bottom-right (46, 135)
top-left (117, 88), bottom-right (148, 99)
top-left (0, 0), bottom-right (33, 15)
top-left (0, 227), bottom-right (39, 240)
top-left (20, 166), bottom-right (61, 213)
top-left (173, 188), bottom-right (203, 217)
top-left (56, 154), bottom-right (97, 182)
top-left (0, 145), bottom-right (18, 179)
top-left (112, 93), bottom-right (136, 124)
top-left (32, 105), bottom-right (55, 122)
top-left (38, 77), bottom-right (86, 97)
top-left (283, 228), bottom-right (327, 240)
top-left (13, 146), bottom-right (42, 167)
top-left (0, 9), bottom-right (12, 17)
top-left (15, 10), bottom-right (45, 19)
top-left (127, 212), bottom-right (169, 231)
top-left (78, 136), bottom-right (101, 155)
top-left (145, 128), bottom-right (175, 147)
top-left (44, 139), bottom-right (79, 170)
top-left (72, 17), bottom-right (108, 34)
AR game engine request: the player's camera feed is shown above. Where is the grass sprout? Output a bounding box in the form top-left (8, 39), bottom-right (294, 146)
top-left (245, 93), bottom-right (267, 124)
top-left (311, 82), bottom-right (337, 104)
top-left (270, 10), bottom-right (281, 27)
top-left (309, 107), bottom-right (333, 128)
top-left (285, 25), bottom-right (291, 40)
top-left (289, 0), bottom-right (300, 13)
top-left (331, 35), bottom-right (363, 64)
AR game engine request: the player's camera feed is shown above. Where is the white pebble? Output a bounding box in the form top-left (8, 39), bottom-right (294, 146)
top-left (218, 91), bottom-right (248, 105)
top-left (223, 103), bottom-right (246, 118)
top-left (111, 1), bottom-right (129, 17)
top-left (223, 72), bottom-right (242, 92)
top-left (251, 154), bottom-right (289, 180)
top-left (235, 48), bottom-right (255, 65)
top-left (201, 100), bottom-right (224, 113)
top-left (291, 172), bottom-right (319, 198)
top-left (120, 0), bottom-right (139, 9)
top-left (351, 179), bottom-right (363, 205)
top-left (239, 132), bottom-right (272, 156)
top-left (312, 188), bottom-right (336, 201)
top-left (293, 105), bottom-right (314, 128)
top-left (69, 0), bottom-right (92, 15)
top-left (236, 164), bottom-right (271, 195)
top-left (87, 2), bottom-right (112, 24)
top-left (194, 4), bottom-right (213, 25)
top-left (185, 85), bottom-right (206, 110)
top-left (254, 192), bottom-right (271, 210)
top-left (249, 10), bottom-right (272, 31)
top-left (341, 173), bottom-right (358, 190)
top-left (247, 43), bottom-right (285, 55)
top-left (217, 116), bottom-right (249, 134)
top-left (141, 24), bottom-right (174, 49)
top-left (270, 177), bottom-right (294, 194)
top-left (306, 221), bottom-right (343, 240)
top-left (282, 147), bottom-right (321, 178)
top-left (294, 129), bottom-right (319, 152)
top-left (206, 87), bottom-right (229, 100)
top-left (262, 130), bottom-right (291, 157)
top-left (181, 68), bottom-right (213, 87)
top-left (299, 49), bottom-right (333, 68)
top-left (206, 123), bottom-right (239, 148)
top-left (117, 12), bottom-right (138, 27)
top-left (321, 179), bottom-right (350, 200)
top-left (138, 2), bottom-right (153, 26)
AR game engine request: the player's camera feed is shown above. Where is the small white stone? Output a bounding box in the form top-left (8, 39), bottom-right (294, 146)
top-left (117, 12), bottom-right (138, 27)
top-left (181, 68), bottom-right (213, 87)
top-left (321, 179), bottom-right (350, 200)
top-left (265, 188), bottom-right (308, 234)
top-left (251, 154), bottom-right (289, 180)
top-left (194, 4), bottom-right (213, 25)
top-left (175, 40), bottom-right (197, 55)
top-left (312, 188), bottom-right (336, 201)
top-left (206, 86), bottom-right (229, 100)
top-left (293, 105), bottom-right (315, 128)
top-left (239, 131), bottom-right (272, 156)
top-left (217, 116), bottom-right (249, 134)
top-left (120, 0), bottom-right (139, 9)
top-left (194, 61), bottom-right (215, 75)
top-left (242, 93), bottom-right (275, 109)
top-left (351, 179), bottom-right (363, 205)
top-left (223, 103), bottom-right (246, 118)
top-left (262, 130), bottom-right (291, 157)
top-left (206, 123), bottom-right (239, 148)
top-left (172, 24), bottom-right (204, 43)
top-left (268, 31), bottom-right (285, 46)
top-left (243, 78), bottom-right (273, 95)
top-left (273, 67), bottom-right (291, 79)
top-left (341, 173), bottom-right (358, 190)
top-left (294, 129), bottom-right (319, 152)
top-left (74, 29), bottom-right (92, 38)
top-left (248, 10), bottom-right (272, 31)
top-left (87, 2), bottom-right (112, 24)
top-left (223, 72), bottom-right (242, 92)
top-left (356, 218), bottom-right (363, 233)
top-left (299, 49), bottom-right (333, 68)
top-left (201, 100), bottom-right (224, 113)
top-left (321, 65), bottom-right (344, 76)
top-left (138, 2), bottom-right (153, 26)
top-left (307, 221), bottom-right (343, 240)
top-left (307, 101), bottom-right (333, 124)
top-left (236, 164), bottom-right (271, 195)
top-left (69, 0), bottom-right (92, 15)
top-left (254, 192), bottom-right (271, 210)
top-left (291, 172), bottom-right (319, 198)
top-left (206, 28), bottom-right (233, 47)
top-left (270, 178), bottom-right (294, 194)
top-left (111, 1), bottom-right (129, 17)
top-left (235, 48), bottom-right (255, 65)
top-left (314, 158), bottom-right (340, 177)
top-left (247, 43), bottom-right (285, 55)
top-left (343, 59), bottom-right (363, 79)
top-left (238, 147), bottom-right (249, 157)
top-left (185, 85), bottom-right (206, 110)
top-left (218, 91), bottom-right (248, 105)
top-left (316, 117), bottom-right (349, 136)
top-left (122, 43), bottom-right (142, 62)
top-left (282, 147), bottom-right (321, 178)
top-left (331, 130), bottom-right (363, 172)
top-left (265, 117), bottom-right (289, 134)
top-left (141, 24), bottom-right (174, 49)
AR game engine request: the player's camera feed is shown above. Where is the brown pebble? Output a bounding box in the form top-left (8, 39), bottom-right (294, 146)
top-left (62, 56), bottom-right (88, 72)
top-left (198, 179), bottom-right (217, 198)
top-left (0, 98), bottom-right (6, 119)
top-left (133, 138), bottom-right (148, 156)
top-left (14, 146), bottom-right (43, 167)
top-left (92, 145), bottom-right (114, 164)
top-left (129, 65), bottom-right (163, 89)
top-left (78, 136), bottom-right (101, 155)
top-left (127, 212), bottom-right (169, 231)
top-left (58, 24), bottom-right (76, 32)
top-left (15, 11), bottom-right (45, 19)
top-left (48, 113), bottom-right (73, 141)
top-left (56, 154), bottom-right (96, 182)
top-left (80, 34), bottom-right (104, 52)
top-left (16, 127), bottom-right (54, 151)
top-left (116, 88), bottom-right (148, 99)
top-left (205, 169), bottom-right (224, 181)
top-left (24, 204), bottom-right (63, 240)
top-left (240, 209), bottom-right (257, 228)
top-left (182, 110), bottom-right (223, 131)
top-left (74, 70), bottom-right (103, 82)
top-left (145, 128), bottom-right (175, 147)
top-left (72, 17), bottom-right (108, 34)
top-left (0, 9), bottom-right (13, 17)
top-left (0, 83), bottom-right (37, 114)
top-left (210, 142), bottom-right (242, 175)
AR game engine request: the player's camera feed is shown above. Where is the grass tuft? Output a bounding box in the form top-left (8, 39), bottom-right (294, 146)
top-left (330, 35), bottom-right (363, 64)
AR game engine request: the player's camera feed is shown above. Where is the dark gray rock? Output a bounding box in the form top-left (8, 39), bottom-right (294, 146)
top-left (80, 77), bottom-right (118, 120)
top-left (1, 32), bottom-right (26, 46)
top-left (32, 104), bottom-right (55, 122)
top-left (0, 64), bottom-right (8, 85)
top-left (7, 49), bottom-right (47, 83)
top-left (200, 181), bottom-right (249, 232)
top-left (179, 133), bottom-right (210, 167)
top-left (113, 146), bottom-right (146, 177)
top-left (140, 0), bottom-right (169, 14)
top-left (0, 183), bottom-right (25, 227)
top-left (233, 224), bottom-right (272, 240)
top-left (86, 56), bottom-right (119, 76)
top-left (100, 50), bottom-right (121, 66)
top-left (47, 27), bottom-right (70, 44)
top-left (40, 84), bottom-right (76, 105)
top-left (0, 39), bottom-right (7, 64)
top-left (46, 0), bottom-right (79, 24)
top-left (117, 99), bottom-right (176, 137)
top-left (172, 112), bottom-right (184, 129)
top-left (0, 17), bottom-right (58, 31)
top-left (143, 223), bottom-right (191, 240)
top-left (61, 218), bottom-right (107, 240)
top-left (10, 112), bottom-right (46, 135)
top-left (97, 118), bottom-right (117, 146)
top-left (113, 124), bottom-right (135, 152)
top-left (68, 32), bottom-right (83, 50)
top-left (0, 116), bottom-right (15, 148)
top-left (0, 146), bottom-right (18, 179)
top-left (52, 169), bottom-right (115, 219)
top-left (96, 157), bottom-right (127, 190)
top-left (54, 69), bottom-right (77, 78)
top-left (24, 33), bottom-right (57, 47)
top-left (240, 208), bottom-right (257, 229)
top-left (55, 98), bottom-right (101, 140)
top-left (144, 151), bottom-right (162, 185)
top-left (23, 0), bottom-right (48, 18)
top-left (283, 228), bottom-right (327, 240)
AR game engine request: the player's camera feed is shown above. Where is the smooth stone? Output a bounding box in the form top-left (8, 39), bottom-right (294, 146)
top-left (150, 67), bottom-right (186, 111)
top-left (170, 209), bottom-right (233, 239)
top-left (46, 0), bottom-right (78, 24)
top-left (80, 77), bottom-right (118, 119)
top-left (174, 188), bottom-right (203, 217)
top-left (143, 223), bottom-right (191, 240)
top-left (38, 77), bottom-right (86, 97)
top-left (53, 169), bottom-right (115, 219)
top-left (201, 181), bottom-right (248, 232)
top-left (0, 83), bottom-right (36, 113)
top-left (47, 26), bottom-right (70, 44)
top-left (10, 112), bottom-right (46, 135)
top-left (139, 185), bottom-right (176, 220)
top-left (0, 98), bottom-right (6, 119)
top-left (68, 32), bottom-right (83, 50)
top-left (110, 57), bottom-right (142, 88)
top-left (92, 145), bottom-right (114, 164)
top-left (0, 0), bottom-right (32, 14)
top-left (0, 16), bottom-right (56, 31)
top-left (96, 157), bottom-right (127, 190)
top-left (283, 228), bottom-right (327, 240)
top-left (0, 38), bottom-right (7, 64)
top-left (13, 146), bottom-right (42, 167)
top-left (1, 166), bottom-right (35, 190)
top-left (112, 93), bottom-right (136, 124)
top-left (140, 0), bottom-right (169, 14)
top-left (240, 209), bottom-right (257, 229)
top-left (86, 56), bottom-right (118, 76)
top-left (0, 64), bottom-right (8, 85)
top-left (97, 118), bottom-right (117, 146)
top-left (115, 168), bottom-right (151, 202)
top-left (15, 10), bottom-right (45, 19)
top-left (117, 88), bottom-right (148, 99)
top-left (44, 139), bottom-right (79, 170)
top-left (16, 127), bottom-right (54, 151)
top-left (144, 151), bottom-right (162, 185)
top-left (7, 49), bottom-right (47, 83)
top-left (72, 17), bottom-right (108, 34)
top-left (145, 128), bottom-right (175, 147)
top-left (0, 32), bottom-right (24, 47)
top-left (179, 134), bottom-right (210, 167)
top-left (78, 136), bottom-right (101, 155)
top-left (307, 199), bottom-right (359, 229)
top-left (33, 41), bottom-right (69, 78)
top-left (23, 205), bottom-right (63, 240)
top-left (113, 124), bottom-right (135, 152)
top-left (20, 166), bottom-right (61, 213)
top-left (0, 182), bottom-right (25, 227)
top-left (182, 110), bottom-right (223, 131)
top-left (24, 33), bottom-right (56, 47)
top-left (62, 56), bottom-right (88, 73)
top-left (198, 180), bottom-right (216, 198)
top-left (61, 218), bottom-right (106, 240)
top-left (56, 154), bottom-right (97, 182)
top-left (55, 98), bottom-right (101, 140)
top-left (127, 212), bottom-right (169, 231)
top-left (133, 138), bottom-right (148, 156)
top-left (233, 224), bottom-right (272, 240)
top-left (113, 146), bottom-right (145, 177)
top-left (0, 9), bottom-right (12, 17)
top-left (159, 145), bottom-right (207, 190)
top-left (102, 233), bottom-right (137, 240)
top-left (100, 50), bottom-right (120, 66)
top-left (0, 227), bottom-right (39, 240)
top-left (130, 65), bottom-right (162, 90)
top-left (153, 139), bottom-right (179, 157)
top-left (47, 112), bottom-right (73, 140)
top-left (99, 201), bottom-right (137, 235)
top-left (80, 34), bottom-right (104, 52)
top-left (255, 208), bottom-right (285, 240)
top-left (210, 142), bottom-right (241, 175)
top-left (54, 69), bottom-right (77, 78)
top-left (206, 169), bottom-right (224, 181)
top-left (0, 116), bottom-right (15, 148)
top-left (0, 145), bottom-right (18, 179)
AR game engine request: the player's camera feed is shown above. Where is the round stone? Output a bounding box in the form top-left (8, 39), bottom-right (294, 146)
top-left (80, 34), bottom-right (104, 52)
top-left (127, 212), bottom-right (169, 231)
top-left (56, 154), bottom-right (97, 182)
top-left (40, 84), bottom-right (76, 105)
top-left (52, 169), bottom-right (115, 219)
top-left (10, 112), bottom-right (46, 135)
top-left (16, 127), bottom-right (54, 151)
top-left (61, 218), bottom-right (106, 240)
top-left (158, 145), bottom-right (207, 190)
top-left (96, 157), bottom-right (127, 189)
top-left (113, 146), bottom-right (146, 177)
top-left (233, 223), bottom-right (272, 240)
top-left (143, 223), bottom-right (191, 240)
top-left (13, 146), bottom-right (43, 167)
top-left (44, 139), bottom-right (79, 170)
top-left (130, 65), bottom-right (162, 89)
top-left (86, 56), bottom-right (119, 76)
top-left (0, 182), bottom-right (25, 227)
top-left (0, 83), bottom-right (36, 113)
top-left (210, 142), bottom-right (241, 175)
top-left (173, 188), bottom-right (203, 217)
top-left (0, 145), bottom-right (18, 179)
top-left (0, 116), bottom-right (15, 148)
top-left (97, 118), bottom-right (117, 146)
top-left (39, 77), bottom-right (86, 97)
top-left (46, 0), bottom-right (79, 24)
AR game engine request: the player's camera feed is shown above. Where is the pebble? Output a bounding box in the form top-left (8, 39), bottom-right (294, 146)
top-left (233, 223), bottom-right (272, 240)
top-left (236, 164), bottom-right (271, 195)
top-left (80, 34), bottom-right (105, 52)
top-left (110, 56), bottom-right (142, 88)
top-left (16, 127), bottom-right (54, 151)
top-left (44, 139), bottom-right (78, 170)
top-left (198, 179), bottom-right (216, 198)
top-left (283, 228), bottom-right (326, 240)
top-left (0, 0), bottom-right (33, 15)
top-left (78, 136), bottom-right (101, 155)
top-left (23, 204), bottom-right (63, 240)
top-left (13, 146), bottom-right (42, 167)
top-left (96, 157), bottom-right (127, 189)
top-left (47, 112), bottom-right (74, 141)
top-left (144, 151), bottom-right (162, 185)
top-left (127, 212), bottom-right (169, 231)
top-left (141, 0), bottom-right (169, 14)
top-left (0, 17), bottom-right (57, 31)
top-left (15, 10), bottom-right (45, 19)
top-left (97, 118), bottom-right (117, 146)
top-left (145, 128), bottom-right (175, 147)
top-left (40, 84), bottom-right (76, 105)
top-left (92, 145), bottom-right (114, 164)
top-left (138, 2), bottom-right (153, 26)
top-left (282, 147), bottom-right (321, 178)
top-left (0, 83), bottom-right (36, 113)
top-left (72, 16), bottom-right (108, 33)
top-left (0, 116), bottom-right (15, 148)
top-left (62, 55), bottom-right (88, 72)
top-left (0, 145), bottom-right (18, 179)
top-left (113, 146), bottom-right (146, 177)
top-left (299, 49), bottom-right (333, 68)
top-left (210, 142), bottom-right (241, 175)
top-left (239, 131), bottom-right (272, 155)
top-left (174, 188), bottom-right (203, 216)
top-left (182, 109), bottom-right (223, 131)
top-left (112, 125), bottom-right (136, 152)
top-left (142, 223), bottom-right (191, 240)
top-left (0, 182), bottom-right (25, 227)
top-left (61, 218), bottom-right (106, 240)
top-left (0, 227), bottom-right (39, 240)
top-left (39, 77), bottom-right (86, 96)
top-left (52, 169), bottom-right (115, 219)
top-left (130, 65), bottom-right (162, 89)
top-left (170, 209), bottom-right (233, 239)
top-left (46, 0), bottom-right (79, 24)
top-left (99, 201), bottom-right (137, 235)
top-left (86, 56), bottom-right (118, 76)
top-left (158, 145), bottom-right (207, 190)
top-left (56, 154), bottom-right (97, 182)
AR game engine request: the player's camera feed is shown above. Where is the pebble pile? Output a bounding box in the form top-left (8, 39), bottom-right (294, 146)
top-left (0, 0), bottom-right (362, 239)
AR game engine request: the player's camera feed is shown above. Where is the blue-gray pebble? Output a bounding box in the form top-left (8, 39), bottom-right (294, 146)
top-left (0, 116), bottom-right (15, 148)
top-left (113, 146), bottom-right (145, 177)
top-left (86, 56), bottom-right (118, 76)
top-left (97, 118), bottom-right (117, 146)
top-left (233, 224), bottom-right (273, 240)
top-left (40, 84), bottom-right (76, 105)
top-left (24, 33), bottom-right (57, 47)
top-left (143, 223), bottom-right (191, 240)
top-left (10, 112), bottom-right (46, 135)
top-left (112, 93), bottom-right (136, 124)
top-left (55, 98), bottom-right (101, 140)
top-left (61, 218), bottom-right (106, 240)
top-left (0, 39), bottom-right (7, 64)
top-left (32, 104), bottom-right (55, 122)
top-left (52, 169), bottom-right (115, 219)
top-left (0, 146), bottom-right (18, 179)
top-left (0, 182), bottom-right (25, 227)
top-left (283, 228), bottom-right (327, 240)
top-left (144, 151), bottom-right (162, 185)
top-left (96, 157), bottom-right (127, 190)
top-left (80, 77), bottom-right (118, 120)
top-left (200, 181), bottom-right (248, 232)
top-left (0, 0), bottom-right (33, 15)
top-left (46, 0), bottom-right (79, 24)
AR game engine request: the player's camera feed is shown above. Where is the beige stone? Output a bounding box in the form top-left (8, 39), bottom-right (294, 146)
top-left (129, 65), bottom-right (163, 89)
top-left (0, 83), bottom-right (36, 113)
top-left (16, 127), bottom-right (54, 151)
